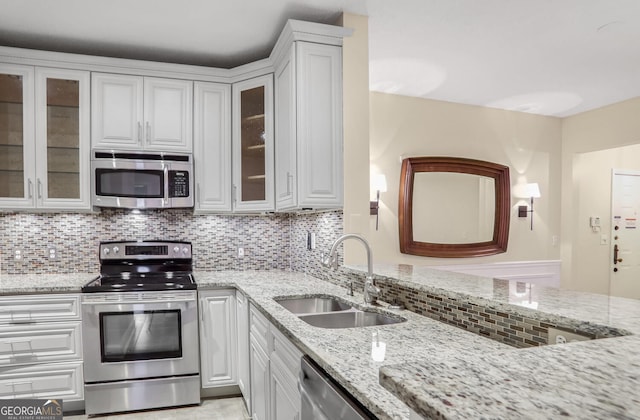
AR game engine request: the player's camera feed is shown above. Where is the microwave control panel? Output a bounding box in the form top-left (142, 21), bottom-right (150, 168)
top-left (169, 170), bottom-right (190, 198)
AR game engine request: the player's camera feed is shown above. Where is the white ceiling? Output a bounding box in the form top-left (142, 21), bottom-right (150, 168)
top-left (2, 0), bottom-right (639, 117)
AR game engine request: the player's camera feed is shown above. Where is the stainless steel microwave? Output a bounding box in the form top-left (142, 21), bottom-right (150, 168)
top-left (91, 150), bottom-right (194, 209)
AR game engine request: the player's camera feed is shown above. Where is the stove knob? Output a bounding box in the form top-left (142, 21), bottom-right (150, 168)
top-left (182, 247), bottom-right (189, 255)
top-left (173, 246), bottom-right (180, 254)
top-left (113, 246), bottom-right (120, 254)
top-left (103, 248), bottom-right (110, 256)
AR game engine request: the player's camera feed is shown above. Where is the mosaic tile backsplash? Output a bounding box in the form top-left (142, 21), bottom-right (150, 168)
top-left (0, 209), bottom-right (304, 274)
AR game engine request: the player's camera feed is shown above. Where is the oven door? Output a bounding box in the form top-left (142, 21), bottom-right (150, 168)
top-left (81, 291), bottom-right (199, 383)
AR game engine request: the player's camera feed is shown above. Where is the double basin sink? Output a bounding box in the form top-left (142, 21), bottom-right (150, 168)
top-left (275, 296), bottom-right (406, 329)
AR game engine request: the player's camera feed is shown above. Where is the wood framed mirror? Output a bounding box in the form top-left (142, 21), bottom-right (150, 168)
top-left (399, 156), bottom-right (510, 258)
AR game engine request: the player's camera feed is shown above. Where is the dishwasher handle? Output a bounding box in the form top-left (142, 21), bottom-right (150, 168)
top-left (299, 356), bottom-right (375, 420)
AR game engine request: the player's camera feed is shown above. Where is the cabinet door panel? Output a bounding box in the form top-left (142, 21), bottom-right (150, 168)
top-left (0, 321), bottom-right (82, 366)
top-left (0, 64), bottom-right (35, 208)
top-left (199, 290), bottom-right (237, 388)
top-left (91, 73), bottom-right (143, 149)
top-left (232, 75), bottom-right (274, 212)
top-left (270, 357), bottom-right (300, 420)
top-left (296, 42), bottom-right (343, 207)
top-left (236, 291), bottom-right (251, 411)
top-left (36, 67), bottom-right (90, 209)
top-left (249, 335), bottom-right (270, 420)
top-left (194, 82), bottom-right (231, 212)
top-left (144, 77), bottom-right (193, 152)
top-left (274, 45), bottom-right (297, 211)
top-left (0, 361), bottom-right (83, 401)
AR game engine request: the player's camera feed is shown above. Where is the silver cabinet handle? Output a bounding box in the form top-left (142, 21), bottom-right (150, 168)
top-left (233, 185), bottom-right (238, 204)
top-left (286, 172), bottom-right (293, 195)
top-left (137, 122), bottom-right (142, 144)
top-left (27, 179), bottom-right (33, 198)
top-left (146, 121), bottom-right (151, 143)
top-left (9, 339), bottom-right (33, 353)
top-left (37, 179), bottom-right (43, 199)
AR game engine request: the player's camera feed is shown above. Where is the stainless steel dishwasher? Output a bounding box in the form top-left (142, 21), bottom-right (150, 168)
top-left (299, 355), bottom-right (376, 419)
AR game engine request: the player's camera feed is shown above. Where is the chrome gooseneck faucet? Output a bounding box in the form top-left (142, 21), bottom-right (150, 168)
top-left (322, 233), bottom-right (380, 304)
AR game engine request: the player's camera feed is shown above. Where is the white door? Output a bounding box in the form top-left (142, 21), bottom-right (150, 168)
top-left (249, 336), bottom-right (270, 420)
top-left (35, 67), bottom-right (91, 210)
top-left (232, 74), bottom-right (275, 212)
top-left (236, 291), bottom-right (251, 412)
top-left (0, 64), bottom-right (35, 209)
top-left (611, 170), bottom-right (640, 299)
top-left (193, 81), bottom-right (232, 212)
top-left (274, 44), bottom-right (297, 211)
top-left (91, 73), bottom-right (143, 150)
top-left (144, 77), bottom-right (193, 152)
top-left (199, 290), bottom-right (237, 387)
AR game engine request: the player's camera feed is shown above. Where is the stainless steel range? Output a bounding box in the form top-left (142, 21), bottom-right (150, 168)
top-left (81, 241), bottom-right (200, 416)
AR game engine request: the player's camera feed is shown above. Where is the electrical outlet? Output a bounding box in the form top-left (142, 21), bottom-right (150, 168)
top-left (237, 247), bottom-right (245, 258)
top-left (14, 249), bottom-right (22, 260)
top-left (48, 248), bottom-right (57, 260)
top-left (548, 327), bottom-right (592, 345)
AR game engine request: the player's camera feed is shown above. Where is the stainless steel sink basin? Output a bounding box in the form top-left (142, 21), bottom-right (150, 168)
top-left (275, 295), bottom-right (406, 328)
top-left (298, 311), bottom-right (405, 329)
top-left (276, 296), bottom-right (353, 314)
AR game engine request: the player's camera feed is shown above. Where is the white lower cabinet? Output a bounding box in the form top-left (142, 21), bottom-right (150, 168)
top-left (270, 356), bottom-right (300, 420)
top-left (0, 361), bottom-right (83, 400)
top-left (248, 303), bottom-right (302, 420)
top-left (249, 334), bottom-right (270, 420)
top-left (236, 290), bottom-right (251, 412)
top-left (199, 289), bottom-right (238, 388)
top-left (0, 294), bottom-right (83, 410)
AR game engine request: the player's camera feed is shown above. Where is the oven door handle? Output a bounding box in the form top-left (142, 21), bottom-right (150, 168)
top-left (81, 298), bottom-right (196, 305)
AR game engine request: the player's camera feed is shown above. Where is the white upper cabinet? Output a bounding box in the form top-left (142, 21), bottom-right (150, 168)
top-left (274, 41), bottom-right (344, 211)
top-left (0, 64), bottom-right (90, 211)
top-left (91, 73), bottom-right (193, 152)
top-left (194, 81), bottom-right (232, 212)
top-left (232, 74), bottom-right (275, 212)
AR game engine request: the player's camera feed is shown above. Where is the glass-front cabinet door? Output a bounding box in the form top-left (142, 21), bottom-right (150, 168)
top-left (35, 68), bottom-right (90, 209)
top-left (232, 74), bottom-right (274, 212)
top-left (0, 65), bottom-right (90, 210)
top-left (0, 64), bottom-right (35, 208)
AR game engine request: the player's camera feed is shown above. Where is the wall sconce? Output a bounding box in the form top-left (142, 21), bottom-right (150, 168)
top-left (370, 174), bottom-right (387, 231)
top-left (516, 183), bottom-right (541, 230)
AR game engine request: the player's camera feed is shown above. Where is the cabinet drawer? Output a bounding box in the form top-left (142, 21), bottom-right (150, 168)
top-left (0, 361), bottom-right (84, 401)
top-left (0, 321), bottom-right (82, 366)
top-left (249, 304), bottom-right (269, 352)
top-left (0, 294), bottom-right (80, 324)
top-left (270, 327), bottom-right (302, 380)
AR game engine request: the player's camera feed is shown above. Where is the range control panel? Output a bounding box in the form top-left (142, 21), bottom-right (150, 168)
top-left (99, 241), bottom-right (192, 260)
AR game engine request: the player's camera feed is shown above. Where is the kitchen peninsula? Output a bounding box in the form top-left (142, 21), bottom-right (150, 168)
top-left (1, 265), bottom-right (639, 420)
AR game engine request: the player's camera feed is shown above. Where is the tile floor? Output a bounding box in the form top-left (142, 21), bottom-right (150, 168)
top-left (65, 397), bottom-right (249, 419)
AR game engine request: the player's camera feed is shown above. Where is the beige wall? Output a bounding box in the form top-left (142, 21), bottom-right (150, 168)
top-left (341, 14), bottom-right (640, 293)
top-left (340, 13), bottom-right (371, 264)
top-left (368, 93), bottom-right (563, 265)
top-left (561, 97), bottom-right (640, 292)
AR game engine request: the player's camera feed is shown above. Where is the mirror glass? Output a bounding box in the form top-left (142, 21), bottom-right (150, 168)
top-left (413, 172), bottom-right (495, 244)
top-left (399, 156), bottom-right (510, 258)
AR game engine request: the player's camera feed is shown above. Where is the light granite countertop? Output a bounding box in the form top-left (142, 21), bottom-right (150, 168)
top-left (2, 267), bottom-right (640, 419)
top-left (195, 270), bottom-right (509, 420)
top-left (357, 264), bottom-right (640, 420)
top-left (0, 273), bottom-right (94, 295)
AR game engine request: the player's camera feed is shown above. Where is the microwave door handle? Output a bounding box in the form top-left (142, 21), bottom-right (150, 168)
top-left (164, 165), bottom-right (169, 206)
